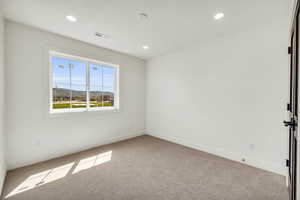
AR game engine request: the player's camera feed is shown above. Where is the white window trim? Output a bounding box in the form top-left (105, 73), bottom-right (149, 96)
top-left (49, 51), bottom-right (120, 114)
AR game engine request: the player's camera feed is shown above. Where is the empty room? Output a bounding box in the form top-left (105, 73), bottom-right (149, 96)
top-left (0, 0), bottom-right (298, 199)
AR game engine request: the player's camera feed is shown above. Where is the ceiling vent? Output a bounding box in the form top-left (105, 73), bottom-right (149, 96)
top-left (95, 32), bottom-right (108, 38)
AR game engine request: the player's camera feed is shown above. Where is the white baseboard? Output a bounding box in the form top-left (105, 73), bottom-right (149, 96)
top-left (147, 132), bottom-right (286, 176)
top-left (0, 170), bottom-right (6, 197)
top-left (90, 132), bottom-right (145, 148)
top-left (8, 132), bottom-right (145, 170)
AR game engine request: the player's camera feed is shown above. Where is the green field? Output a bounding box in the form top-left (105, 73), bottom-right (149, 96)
top-left (53, 102), bottom-right (113, 109)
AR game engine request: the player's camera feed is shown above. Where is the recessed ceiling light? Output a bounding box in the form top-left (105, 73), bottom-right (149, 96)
top-left (66, 15), bottom-right (77, 22)
top-left (142, 45), bottom-right (149, 50)
top-left (214, 12), bottom-right (224, 20)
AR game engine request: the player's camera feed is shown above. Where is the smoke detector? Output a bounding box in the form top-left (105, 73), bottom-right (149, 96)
top-left (139, 13), bottom-right (149, 20)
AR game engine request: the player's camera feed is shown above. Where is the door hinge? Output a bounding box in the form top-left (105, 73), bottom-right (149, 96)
top-left (288, 46), bottom-right (292, 54)
top-left (287, 103), bottom-right (291, 111)
top-left (286, 159), bottom-right (290, 167)
top-left (284, 119), bottom-right (298, 130)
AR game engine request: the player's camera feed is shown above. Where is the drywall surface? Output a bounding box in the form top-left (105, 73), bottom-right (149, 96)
top-left (0, 11), bottom-right (6, 193)
top-left (5, 21), bottom-right (145, 169)
top-left (146, 20), bottom-right (289, 175)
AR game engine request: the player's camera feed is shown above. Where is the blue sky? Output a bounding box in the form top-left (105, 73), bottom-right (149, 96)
top-left (52, 57), bottom-right (115, 92)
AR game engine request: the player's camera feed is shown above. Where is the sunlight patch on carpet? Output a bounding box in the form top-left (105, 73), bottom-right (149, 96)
top-left (73, 151), bottom-right (112, 174)
top-left (5, 162), bottom-right (74, 198)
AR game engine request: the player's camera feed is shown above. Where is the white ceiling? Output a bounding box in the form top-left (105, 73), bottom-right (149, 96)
top-left (1, 0), bottom-right (291, 60)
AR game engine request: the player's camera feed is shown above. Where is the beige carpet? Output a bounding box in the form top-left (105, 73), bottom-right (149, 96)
top-left (1, 135), bottom-right (288, 200)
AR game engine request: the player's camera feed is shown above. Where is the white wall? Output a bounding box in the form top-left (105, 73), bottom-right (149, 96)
top-left (146, 20), bottom-right (289, 175)
top-left (5, 21), bottom-right (146, 170)
top-left (0, 11), bottom-right (7, 193)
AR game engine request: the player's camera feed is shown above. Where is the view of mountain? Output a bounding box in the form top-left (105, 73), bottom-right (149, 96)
top-left (52, 88), bottom-right (114, 100)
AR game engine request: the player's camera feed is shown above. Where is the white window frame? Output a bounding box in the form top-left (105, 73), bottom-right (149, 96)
top-left (49, 51), bottom-right (119, 114)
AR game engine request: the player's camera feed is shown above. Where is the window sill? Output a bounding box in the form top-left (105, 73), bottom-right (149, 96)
top-left (49, 107), bottom-right (119, 115)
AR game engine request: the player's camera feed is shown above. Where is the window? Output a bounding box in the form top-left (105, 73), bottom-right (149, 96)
top-left (50, 51), bottom-right (119, 113)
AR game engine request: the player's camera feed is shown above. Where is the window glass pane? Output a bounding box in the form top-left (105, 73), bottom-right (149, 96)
top-left (51, 53), bottom-right (117, 113)
top-left (89, 64), bottom-right (103, 107)
top-left (52, 56), bottom-right (87, 110)
top-left (52, 57), bottom-right (70, 109)
top-left (69, 60), bottom-right (87, 108)
top-left (103, 66), bottom-right (115, 107)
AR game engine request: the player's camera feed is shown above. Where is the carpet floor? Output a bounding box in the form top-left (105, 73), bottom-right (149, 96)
top-left (1, 135), bottom-right (288, 200)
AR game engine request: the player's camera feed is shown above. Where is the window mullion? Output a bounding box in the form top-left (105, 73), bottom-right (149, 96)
top-left (69, 63), bottom-right (72, 109)
top-left (114, 67), bottom-right (118, 109)
top-left (101, 66), bottom-right (104, 107)
top-left (86, 62), bottom-right (90, 110)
